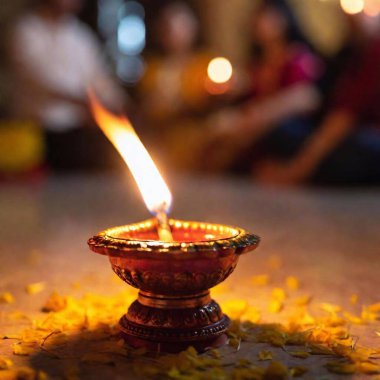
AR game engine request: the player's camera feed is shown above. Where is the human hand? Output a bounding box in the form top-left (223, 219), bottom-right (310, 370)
top-left (208, 108), bottom-right (244, 136)
top-left (255, 159), bottom-right (312, 186)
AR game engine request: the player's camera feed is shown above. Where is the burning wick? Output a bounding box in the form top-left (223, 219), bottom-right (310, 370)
top-left (156, 208), bottom-right (174, 242)
top-left (88, 91), bottom-right (174, 242)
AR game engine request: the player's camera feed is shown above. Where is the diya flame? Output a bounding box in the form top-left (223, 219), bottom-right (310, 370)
top-left (88, 92), bottom-right (172, 216)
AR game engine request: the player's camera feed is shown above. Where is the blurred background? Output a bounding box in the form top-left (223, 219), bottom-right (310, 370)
top-left (0, 0), bottom-right (379, 186)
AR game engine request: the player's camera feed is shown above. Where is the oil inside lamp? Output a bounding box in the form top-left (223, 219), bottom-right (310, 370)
top-left (88, 94), bottom-right (260, 352)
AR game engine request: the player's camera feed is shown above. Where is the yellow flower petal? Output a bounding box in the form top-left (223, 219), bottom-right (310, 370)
top-left (0, 367), bottom-right (38, 380)
top-left (232, 366), bottom-right (264, 379)
top-left (285, 276), bottom-right (299, 291)
top-left (357, 361), bottom-right (380, 374)
top-left (256, 327), bottom-right (286, 347)
top-left (25, 282), bottom-right (45, 295)
top-left (325, 361), bottom-right (356, 374)
top-left (252, 274), bottom-right (269, 287)
top-left (298, 312), bottom-right (315, 326)
top-left (42, 292), bottom-right (68, 312)
top-left (0, 357), bottom-right (13, 370)
top-left (167, 367), bottom-right (181, 379)
top-left (272, 288), bottom-right (287, 301)
top-left (361, 307), bottom-right (378, 322)
top-left (241, 306), bottom-right (261, 323)
top-left (289, 366), bottom-right (308, 377)
top-left (343, 311), bottom-right (363, 325)
top-left (368, 302), bottom-right (380, 313)
top-left (285, 331), bottom-right (308, 345)
top-left (229, 338), bottom-right (241, 350)
top-left (12, 343), bottom-right (35, 356)
top-left (288, 351), bottom-right (310, 359)
top-left (349, 294), bottom-right (358, 305)
top-left (320, 303), bottom-right (341, 314)
top-left (294, 295), bottom-right (312, 306)
top-left (221, 299), bottom-right (249, 319)
top-left (308, 344), bottom-right (335, 356)
top-left (211, 283), bottom-right (230, 296)
top-left (0, 292), bottom-right (14, 304)
top-left (269, 299), bottom-right (283, 314)
top-left (236, 358), bottom-right (251, 367)
top-left (264, 361), bottom-right (288, 379)
top-left (258, 350), bottom-right (273, 361)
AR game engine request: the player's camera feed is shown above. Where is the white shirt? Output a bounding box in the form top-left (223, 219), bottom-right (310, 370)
top-left (9, 13), bottom-right (123, 131)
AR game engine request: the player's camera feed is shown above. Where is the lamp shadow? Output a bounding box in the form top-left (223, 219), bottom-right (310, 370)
top-left (26, 322), bottom-right (357, 379)
top-left (28, 327), bottom-right (143, 380)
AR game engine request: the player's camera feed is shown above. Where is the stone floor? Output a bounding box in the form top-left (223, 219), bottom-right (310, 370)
top-left (0, 173), bottom-right (379, 379)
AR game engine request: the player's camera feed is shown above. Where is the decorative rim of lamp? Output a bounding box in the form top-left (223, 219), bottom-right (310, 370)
top-left (88, 218), bottom-right (260, 257)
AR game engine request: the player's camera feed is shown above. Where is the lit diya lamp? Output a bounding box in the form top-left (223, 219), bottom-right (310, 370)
top-left (87, 95), bottom-right (260, 352)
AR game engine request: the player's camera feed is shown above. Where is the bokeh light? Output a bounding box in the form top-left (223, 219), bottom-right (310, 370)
top-left (207, 57), bottom-right (233, 84)
top-left (363, 0), bottom-right (380, 16)
top-left (116, 55), bottom-right (145, 84)
top-left (340, 0), bottom-right (365, 14)
top-left (117, 14), bottom-right (145, 55)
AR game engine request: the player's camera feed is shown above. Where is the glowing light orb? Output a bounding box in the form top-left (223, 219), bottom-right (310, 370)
top-left (207, 57), bottom-right (233, 84)
top-left (364, 0), bottom-right (380, 16)
top-left (340, 0), bottom-right (365, 14)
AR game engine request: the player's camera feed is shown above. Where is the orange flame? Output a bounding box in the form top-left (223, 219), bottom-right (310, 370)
top-left (89, 93), bottom-right (172, 215)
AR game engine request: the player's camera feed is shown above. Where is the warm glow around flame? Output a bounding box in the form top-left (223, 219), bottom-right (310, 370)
top-left (89, 94), bottom-right (172, 215)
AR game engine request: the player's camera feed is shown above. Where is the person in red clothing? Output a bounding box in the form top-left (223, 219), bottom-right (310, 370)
top-left (245, 0), bottom-right (322, 101)
top-left (205, 0), bottom-right (323, 172)
top-left (257, 11), bottom-right (380, 185)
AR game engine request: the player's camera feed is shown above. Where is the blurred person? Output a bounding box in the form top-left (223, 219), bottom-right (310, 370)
top-left (257, 10), bottom-right (380, 185)
top-left (205, 0), bottom-right (323, 172)
top-left (139, 1), bottom-right (212, 125)
top-left (6, 0), bottom-right (127, 172)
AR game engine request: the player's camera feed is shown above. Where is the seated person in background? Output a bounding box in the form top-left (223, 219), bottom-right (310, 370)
top-left (7, 0), bottom-right (127, 171)
top-left (206, 0), bottom-right (323, 172)
top-left (139, 1), bottom-right (212, 126)
top-left (257, 10), bottom-right (380, 185)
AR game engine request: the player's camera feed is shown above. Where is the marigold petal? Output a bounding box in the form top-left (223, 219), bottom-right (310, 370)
top-left (288, 351), bottom-right (310, 359)
top-left (252, 275), bottom-right (269, 287)
top-left (25, 282), bottom-right (45, 295)
top-left (258, 350), bottom-right (273, 361)
top-left (325, 361), bottom-right (356, 374)
top-left (264, 361), bottom-right (288, 379)
top-left (0, 357), bottom-right (13, 370)
top-left (0, 292), bottom-right (14, 304)
top-left (285, 276), bottom-right (299, 291)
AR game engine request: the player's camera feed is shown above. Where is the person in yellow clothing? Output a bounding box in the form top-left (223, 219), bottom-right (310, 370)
top-left (138, 2), bottom-right (218, 171)
top-left (139, 2), bottom-right (212, 125)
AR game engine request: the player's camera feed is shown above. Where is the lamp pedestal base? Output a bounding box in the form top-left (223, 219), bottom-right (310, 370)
top-left (119, 291), bottom-right (230, 353)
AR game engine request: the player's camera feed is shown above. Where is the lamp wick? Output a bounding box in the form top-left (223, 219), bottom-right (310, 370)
top-left (156, 208), bottom-right (173, 242)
